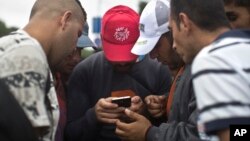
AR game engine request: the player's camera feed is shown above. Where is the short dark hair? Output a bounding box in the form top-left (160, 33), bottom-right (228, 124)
top-left (170, 0), bottom-right (231, 31)
top-left (75, 0), bottom-right (87, 21)
top-left (30, 0), bottom-right (87, 21)
top-left (224, 0), bottom-right (250, 7)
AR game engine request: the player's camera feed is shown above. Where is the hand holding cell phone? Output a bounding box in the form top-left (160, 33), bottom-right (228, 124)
top-left (95, 97), bottom-right (125, 124)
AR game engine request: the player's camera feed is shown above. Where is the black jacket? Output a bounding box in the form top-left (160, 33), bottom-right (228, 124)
top-left (147, 65), bottom-right (204, 141)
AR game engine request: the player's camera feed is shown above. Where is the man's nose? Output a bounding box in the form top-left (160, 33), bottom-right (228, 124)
top-left (172, 41), bottom-right (177, 51)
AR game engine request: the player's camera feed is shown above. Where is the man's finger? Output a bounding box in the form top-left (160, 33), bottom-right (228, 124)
top-left (98, 112), bottom-right (122, 119)
top-left (115, 127), bottom-right (128, 141)
top-left (124, 108), bottom-right (141, 121)
top-left (148, 101), bottom-right (161, 109)
top-left (100, 118), bottom-right (118, 124)
top-left (131, 96), bottom-right (141, 103)
top-left (144, 95), bottom-right (154, 104)
top-left (99, 98), bottom-right (118, 109)
top-left (148, 109), bottom-right (161, 115)
top-left (115, 120), bottom-right (129, 133)
top-left (159, 95), bottom-right (167, 101)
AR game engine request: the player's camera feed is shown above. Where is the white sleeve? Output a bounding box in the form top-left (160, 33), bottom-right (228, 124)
top-left (0, 45), bottom-right (50, 128)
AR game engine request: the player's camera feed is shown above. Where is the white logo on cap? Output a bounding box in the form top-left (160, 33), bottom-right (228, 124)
top-left (114, 27), bottom-right (130, 42)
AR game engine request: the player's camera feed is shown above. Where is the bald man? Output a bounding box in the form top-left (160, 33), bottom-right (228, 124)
top-left (0, 0), bottom-right (85, 140)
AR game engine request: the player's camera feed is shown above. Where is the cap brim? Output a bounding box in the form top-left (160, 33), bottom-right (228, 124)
top-left (77, 35), bottom-right (97, 48)
top-left (103, 39), bottom-right (137, 62)
top-left (131, 35), bottom-right (160, 55)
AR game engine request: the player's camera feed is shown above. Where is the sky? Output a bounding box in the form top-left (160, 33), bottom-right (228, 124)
top-left (0, 0), bottom-right (149, 40)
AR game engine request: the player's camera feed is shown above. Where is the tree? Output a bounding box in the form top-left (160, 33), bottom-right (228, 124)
top-left (139, 1), bottom-right (148, 15)
top-left (0, 20), bottom-right (18, 37)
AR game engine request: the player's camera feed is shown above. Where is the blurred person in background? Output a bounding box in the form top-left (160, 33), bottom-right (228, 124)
top-left (223, 0), bottom-right (250, 29)
top-left (54, 22), bottom-right (96, 141)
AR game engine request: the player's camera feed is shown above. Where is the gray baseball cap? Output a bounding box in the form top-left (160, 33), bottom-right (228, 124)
top-left (77, 22), bottom-right (96, 48)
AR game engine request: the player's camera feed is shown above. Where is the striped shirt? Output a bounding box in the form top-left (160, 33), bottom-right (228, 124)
top-left (192, 30), bottom-right (250, 135)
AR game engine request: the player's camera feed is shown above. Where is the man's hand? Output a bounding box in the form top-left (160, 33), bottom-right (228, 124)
top-left (95, 97), bottom-right (125, 124)
top-left (129, 96), bottom-right (144, 114)
top-left (218, 129), bottom-right (230, 141)
top-left (115, 109), bottom-right (152, 141)
top-left (145, 95), bottom-right (166, 118)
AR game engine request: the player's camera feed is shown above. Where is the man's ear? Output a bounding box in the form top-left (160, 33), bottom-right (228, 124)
top-left (179, 13), bottom-right (192, 33)
top-left (60, 11), bottom-right (72, 30)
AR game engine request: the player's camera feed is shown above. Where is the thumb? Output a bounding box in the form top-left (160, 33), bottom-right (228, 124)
top-left (131, 96), bottom-right (141, 103)
top-left (124, 108), bottom-right (140, 121)
top-left (145, 95), bottom-right (153, 105)
top-left (159, 95), bottom-right (167, 101)
top-left (145, 99), bottom-right (151, 105)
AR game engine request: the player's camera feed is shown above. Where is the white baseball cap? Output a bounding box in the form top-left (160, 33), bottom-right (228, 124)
top-left (131, 0), bottom-right (170, 55)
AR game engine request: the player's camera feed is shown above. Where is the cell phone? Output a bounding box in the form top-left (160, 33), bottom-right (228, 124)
top-left (111, 96), bottom-right (131, 107)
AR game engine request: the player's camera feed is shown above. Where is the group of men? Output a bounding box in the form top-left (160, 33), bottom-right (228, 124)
top-left (0, 0), bottom-right (249, 141)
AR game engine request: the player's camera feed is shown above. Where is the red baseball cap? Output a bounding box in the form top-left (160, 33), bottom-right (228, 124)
top-left (101, 5), bottom-right (139, 62)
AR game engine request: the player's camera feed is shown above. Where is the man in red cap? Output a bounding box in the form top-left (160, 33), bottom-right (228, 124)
top-left (65, 5), bottom-right (172, 141)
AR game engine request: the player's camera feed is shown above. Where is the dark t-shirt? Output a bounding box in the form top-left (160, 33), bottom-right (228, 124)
top-left (65, 52), bottom-right (171, 141)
